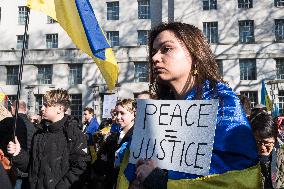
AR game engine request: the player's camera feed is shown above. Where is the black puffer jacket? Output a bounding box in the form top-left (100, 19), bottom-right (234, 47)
top-left (0, 113), bottom-right (31, 155)
top-left (13, 115), bottom-right (90, 189)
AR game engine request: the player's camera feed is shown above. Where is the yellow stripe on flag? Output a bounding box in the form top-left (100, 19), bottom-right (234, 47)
top-left (116, 150), bottom-right (262, 189)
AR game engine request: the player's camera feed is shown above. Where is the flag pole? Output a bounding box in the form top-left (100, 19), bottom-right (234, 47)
top-left (13, 7), bottom-right (30, 141)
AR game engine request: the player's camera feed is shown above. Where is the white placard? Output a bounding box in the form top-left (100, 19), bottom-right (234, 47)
top-left (102, 94), bottom-right (117, 118)
top-left (129, 99), bottom-right (219, 176)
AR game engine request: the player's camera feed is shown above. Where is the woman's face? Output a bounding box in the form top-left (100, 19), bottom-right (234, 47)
top-left (151, 30), bottom-right (193, 86)
top-left (115, 105), bottom-right (135, 129)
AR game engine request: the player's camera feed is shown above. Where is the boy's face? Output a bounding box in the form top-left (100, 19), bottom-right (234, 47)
top-left (255, 136), bottom-right (275, 156)
top-left (83, 110), bottom-right (93, 123)
top-left (115, 105), bottom-right (135, 129)
top-left (41, 103), bottom-right (64, 122)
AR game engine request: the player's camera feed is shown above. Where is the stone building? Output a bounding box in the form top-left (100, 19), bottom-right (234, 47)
top-left (0, 0), bottom-right (284, 119)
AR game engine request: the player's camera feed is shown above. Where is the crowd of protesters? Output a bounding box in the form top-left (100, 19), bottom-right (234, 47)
top-left (1, 21), bottom-right (284, 189)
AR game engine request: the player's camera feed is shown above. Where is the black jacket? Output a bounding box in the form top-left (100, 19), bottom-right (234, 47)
top-left (0, 113), bottom-right (35, 155)
top-left (13, 115), bottom-right (90, 189)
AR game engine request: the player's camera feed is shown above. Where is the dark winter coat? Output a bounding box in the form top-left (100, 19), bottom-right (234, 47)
top-left (0, 113), bottom-right (34, 155)
top-left (12, 115), bottom-right (90, 189)
top-left (0, 163), bottom-right (12, 189)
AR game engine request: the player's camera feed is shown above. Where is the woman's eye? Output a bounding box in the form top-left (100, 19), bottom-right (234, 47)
top-left (161, 47), bottom-right (171, 53)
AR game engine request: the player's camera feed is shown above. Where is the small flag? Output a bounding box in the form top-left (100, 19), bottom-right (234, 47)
top-left (261, 80), bottom-right (273, 111)
top-left (27, 0), bottom-right (119, 90)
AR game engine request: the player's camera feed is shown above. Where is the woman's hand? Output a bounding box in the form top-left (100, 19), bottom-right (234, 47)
top-left (7, 137), bottom-right (21, 156)
top-left (135, 158), bottom-right (157, 182)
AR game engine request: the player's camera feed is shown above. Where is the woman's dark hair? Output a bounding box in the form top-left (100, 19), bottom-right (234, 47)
top-left (239, 95), bottom-right (251, 116)
top-left (148, 22), bottom-right (224, 99)
top-left (250, 112), bottom-right (278, 140)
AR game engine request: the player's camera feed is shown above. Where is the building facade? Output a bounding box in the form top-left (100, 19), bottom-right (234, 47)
top-left (0, 0), bottom-right (284, 119)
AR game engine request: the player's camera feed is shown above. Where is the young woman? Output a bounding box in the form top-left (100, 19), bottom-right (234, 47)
top-left (118, 22), bottom-right (260, 189)
top-left (91, 99), bottom-right (136, 189)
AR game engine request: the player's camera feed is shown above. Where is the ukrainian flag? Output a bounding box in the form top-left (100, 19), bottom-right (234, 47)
top-left (27, 0), bottom-right (118, 90)
top-left (261, 79), bottom-right (273, 111)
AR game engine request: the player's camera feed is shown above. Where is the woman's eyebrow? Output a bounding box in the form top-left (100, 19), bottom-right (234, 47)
top-left (152, 40), bottom-right (175, 51)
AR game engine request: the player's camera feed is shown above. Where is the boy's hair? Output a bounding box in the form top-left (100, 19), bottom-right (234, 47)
top-left (84, 107), bottom-right (94, 115)
top-left (43, 89), bottom-right (71, 112)
top-left (116, 99), bottom-right (136, 113)
top-left (251, 112), bottom-right (278, 140)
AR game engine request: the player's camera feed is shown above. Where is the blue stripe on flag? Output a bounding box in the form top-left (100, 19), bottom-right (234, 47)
top-left (75, 0), bottom-right (110, 60)
top-left (261, 80), bottom-right (266, 105)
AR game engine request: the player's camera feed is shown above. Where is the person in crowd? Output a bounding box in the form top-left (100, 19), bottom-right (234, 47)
top-left (239, 95), bottom-right (252, 119)
top-left (0, 100), bottom-right (35, 189)
top-left (83, 107), bottom-right (100, 145)
top-left (251, 112), bottom-right (277, 189)
top-left (0, 162), bottom-right (13, 189)
top-left (250, 104), bottom-right (268, 122)
top-left (0, 101), bottom-right (34, 156)
top-left (7, 89), bottom-right (90, 189)
top-left (272, 116), bottom-right (284, 188)
top-left (136, 91), bottom-right (152, 99)
top-left (110, 108), bottom-right (120, 133)
top-left (117, 22), bottom-right (259, 189)
top-left (0, 148), bottom-right (15, 188)
top-left (91, 99), bottom-right (136, 189)
top-left (29, 113), bottom-right (41, 129)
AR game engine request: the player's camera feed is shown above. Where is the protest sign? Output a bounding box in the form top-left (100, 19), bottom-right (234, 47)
top-left (102, 94), bottom-right (117, 118)
top-left (129, 99), bottom-right (219, 176)
top-left (0, 104), bottom-right (12, 121)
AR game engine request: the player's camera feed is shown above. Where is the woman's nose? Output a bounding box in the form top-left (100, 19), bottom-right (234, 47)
top-left (152, 51), bottom-right (161, 65)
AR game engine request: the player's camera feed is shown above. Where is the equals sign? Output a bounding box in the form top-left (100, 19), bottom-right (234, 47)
top-left (165, 130), bottom-right (177, 139)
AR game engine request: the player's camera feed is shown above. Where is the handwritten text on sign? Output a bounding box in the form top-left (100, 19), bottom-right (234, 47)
top-left (129, 99), bottom-right (219, 176)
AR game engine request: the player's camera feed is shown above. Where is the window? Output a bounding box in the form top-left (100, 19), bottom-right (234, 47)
top-left (7, 95), bottom-right (17, 112)
top-left (216, 60), bottom-right (223, 76)
top-left (107, 1), bottom-right (119, 20)
top-left (6, 66), bottom-right (19, 85)
top-left (106, 31), bottom-right (119, 46)
top-left (35, 94), bottom-right (44, 114)
top-left (16, 35), bottom-right (29, 49)
top-left (46, 34), bottom-right (58, 48)
top-left (240, 91), bottom-right (258, 108)
top-left (275, 0), bottom-right (284, 7)
top-left (134, 62), bottom-right (149, 82)
top-left (239, 59), bottom-right (257, 80)
top-left (138, 0), bottom-right (150, 19)
top-left (203, 0), bottom-right (217, 10)
top-left (47, 16), bottom-right (56, 24)
top-left (137, 30), bottom-right (148, 45)
top-left (69, 64), bottom-right (82, 85)
top-left (37, 65), bottom-right (52, 84)
top-left (275, 19), bottom-right (284, 42)
top-left (239, 20), bottom-right (254, 43)
top-left (279, 90), bottom-right (284, 114)
top-left (203, 22), bottom-right (218, 43)
top-left (276, 58), bottom-right (284, 79)
top-left (70, 94), bottom-right (82, 120)
top-left (238, 0), bottom-right (253, 8)
top-left (18, 6), bottom-right (27, 25)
